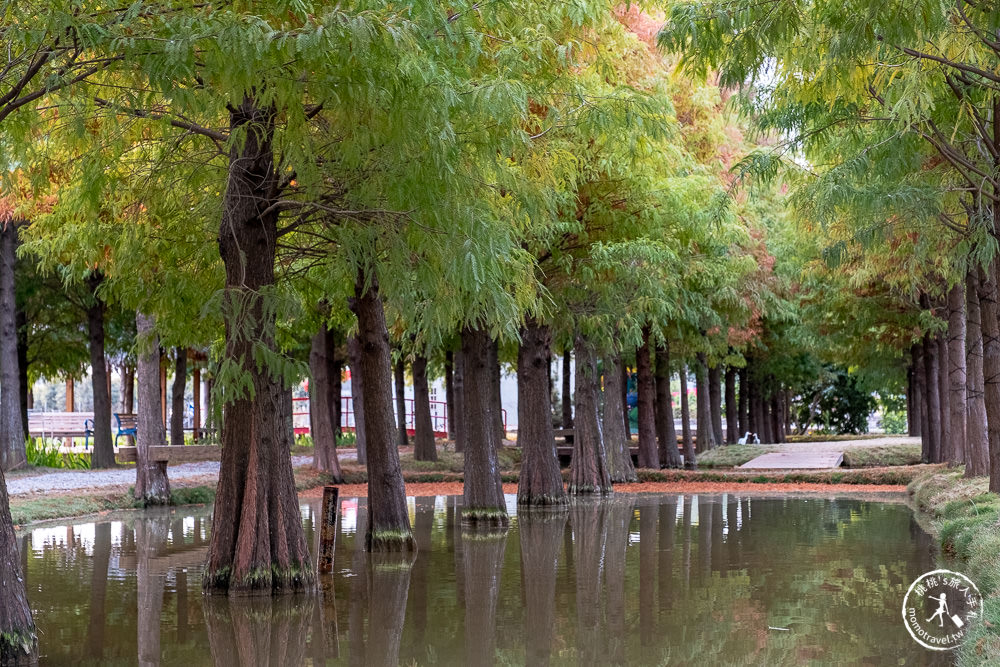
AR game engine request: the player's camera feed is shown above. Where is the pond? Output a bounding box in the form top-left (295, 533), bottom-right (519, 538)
top-left (20, 493), bottom-right (951, 666)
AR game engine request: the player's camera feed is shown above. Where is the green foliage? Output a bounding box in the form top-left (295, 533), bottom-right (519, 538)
top-left (25, 438), bottom-right (90, 470)
top-left (793, 366), bottom-right (878, 435)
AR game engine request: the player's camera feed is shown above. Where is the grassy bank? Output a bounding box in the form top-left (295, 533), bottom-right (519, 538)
top-left (909, 470), bottom-right (1000, 664)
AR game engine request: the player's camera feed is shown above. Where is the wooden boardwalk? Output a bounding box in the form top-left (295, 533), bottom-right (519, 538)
top-left (739, 451), bottom-right (844, 470)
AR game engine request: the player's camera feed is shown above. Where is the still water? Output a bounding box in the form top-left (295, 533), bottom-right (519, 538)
top-left (20, 494), bottom-right (950, 666)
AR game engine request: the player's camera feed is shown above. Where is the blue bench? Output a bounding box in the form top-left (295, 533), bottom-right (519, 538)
top-left (114, 413), bottom-right (138, 446)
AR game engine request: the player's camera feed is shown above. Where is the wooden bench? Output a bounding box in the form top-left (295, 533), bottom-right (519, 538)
top-left (28, 412), bottom-right (95, 447)
top-left (114, 413), bottom-right (138, 446)
top-left (116, 445), bottom-right (222, 464)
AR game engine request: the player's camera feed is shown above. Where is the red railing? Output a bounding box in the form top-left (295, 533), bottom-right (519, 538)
top-left (292, 396), bottom-right (507, 438)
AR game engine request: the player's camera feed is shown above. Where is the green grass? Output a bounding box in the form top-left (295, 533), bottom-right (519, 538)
top-left (696, 445), bottom-right (776, 468)
top-left (841, 444), bottom-right (922, 467)
top-left (784, 433), bottom-right (885, 442)
top-left (908, 470), bottom-right (1000, 664)
top-left (635, 466), bottom-right (932, 485)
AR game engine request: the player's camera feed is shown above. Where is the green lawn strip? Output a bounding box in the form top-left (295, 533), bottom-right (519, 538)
top-left (696, 445), bottom-right (777, 468)
top-left (841, 444), bottom-right (923, 467)
top-left (908, 470), bottom-right (1000, 664)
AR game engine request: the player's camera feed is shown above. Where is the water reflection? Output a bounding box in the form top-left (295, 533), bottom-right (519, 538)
top-left (19, 494), bottom-right (951, 666)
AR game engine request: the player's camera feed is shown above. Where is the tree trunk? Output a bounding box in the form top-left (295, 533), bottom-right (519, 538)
top-left (310, 325), bottom-right (344, 480)
top-left (760, 383), bottom-right (774, 444)
top-left (621, 356), bottom-right (631, 440)
top-left (737, 366), bottom-right (748, 436)
top-left (490, 340), bottom-right (505, 440)
top-left (965, 268), bottom-right (988, 475)
top-left (15, 302), bottom-right (27, 444)
top-left (708, 363), bottom-right (723, 446)
top-left (923, 332), bottom-right (942, 464)
top-left (412, 355), bottom-right (437, 462)
top-left (328, 329), bottom-right (343, 443)
top-left (121, 364), bottom-right (135, 414)
top-left (655, 343), bottom-right (682, 468)
top-left (86, 272), bottom-right (115, 468)
top-left (724, 367), bottom-right (737, 444)
top-left (635, 329), bottom-right (657, 468)
top-left (170, 348), bottom-right (187, 447)
top-left (914, 343), bottom-right (930, 462)
top-left (679, 364), bottom-right (695, 468)
top-left (349, 272), bottom-right (414, 551)
top-left (454, 350), bottom-right (466, 453)
top-left (394, 357), bottom-right (408, 449)
top-left (984, 260), bottom-right (1000, 490)
top-left (568, 336), bottom-right (612, 496)
top-left (936, 333), bottom-right (952, 462)
top-left (561, 350), bottom-right (573, 441)
top-left (0, 464), bottom-right (34, 660)
top-left (0, 221), bottom-right (24, 471)
top-left (516, 320), bottom-right (567, 504)
top-left (695, 353), bottom-right (713, 451)
top-left (461, 326), bottom-right (509, 525)
top-left (135, 313), bottom-right (170, 506)
top-left (202, 97), bottom-right (314, 594)
top-left (445, 351), bottom-right (456, 440)
top-left (603, 354), bottom-right (638, 482)
top-left (771, 392), bottom-right (784, 444)
top-left (347, 336), bottom-right (367, 466)
top-left (907, 366), bottom-right (917, 437)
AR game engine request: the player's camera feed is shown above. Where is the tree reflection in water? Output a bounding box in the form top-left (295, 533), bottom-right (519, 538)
top-left (518, 508), bottom-right (567, 667)
top-left (204, 595), bottom-right (314, 666)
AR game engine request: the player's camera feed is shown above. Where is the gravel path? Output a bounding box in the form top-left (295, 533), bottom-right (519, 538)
top-left (7, 455), bottom-right (320, 496)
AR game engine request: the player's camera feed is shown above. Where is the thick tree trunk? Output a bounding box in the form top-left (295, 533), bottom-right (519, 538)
top-left (621, 356), bottom-right (631, 440)
top-left (454, 350), bottom-right (466, 453)
top-left (724, 367), bottom-right (737, 444)
top-left (937, 334), bottom-right (952, 462)
top-left (412, 355), bottom-right (437, 462)
top-left (203, 98), bottom-right (314, 594)
top-left (170, 348), bottom-right (187, 447)
top-left (635, 330), bottom-right (657, 468)
top-left (915, 343), bottom-right (930, 462)
top-left (328, 329), bottom-right (343, 442)
top-left (695, 353), bottom-right (714, 451)
top-left (489, 340), bottom-right (505, 440)
top-left (0, 221), bottom-right (24, 471)
top-left (603, 354), bottom-right (638, 482)
top-left (760, 383), bottom-right (774, 444)
top-left (445, 351), bottom-right (456, 440)
top-left (984, 260), bottom-right (1000, 490)
top-left (770, 392), bottom-right (783, 444)
top-left (394, 357), bottom-right (408, 449)
top-left (516, 320), bottom-right (567, 504)
top-left (561, 350), bottom-right (573, 440)
top-left (907, 366), bottom-right (917, 437)
top-left (967, 269), bottom-right (988, 475)
top-left (349, 272), bottom-right (414, 551)
top-left (568, 336), bottom-right (612, 496)
top-left (461, 326), bottom-right (509, 525)
top-left (708, 363), bottom-right (723, 446)
top-left (347, 336), bottom-right (367, 466)
top-left (135, 313), bottom-right (170, 506)
top-left (310, 325), bottom-right (344, 480)
top-left (86, 272), bottom-right (115, 468)
top-left (0, 464), bottom-right (34, 661)
top-left (655, 343), bottom-right (682, 469)
top-left (737, 366), bottom-right (748, 436)
top-left (679, 365), bottom-right (695, 468)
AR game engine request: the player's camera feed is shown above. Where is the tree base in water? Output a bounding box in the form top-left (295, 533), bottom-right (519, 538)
top-left (516, 493), bottom-right (570, 506)
top-left (0, 628), bottom-right (36, 664)
top-left (366, 530), bottom-right (417, 553)
top-left (203, 562), bottom-right (314, 595)
top-left (568, 484), bottom-right (613, 496)
top-left (462, 508), bottom-right (511, 529)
